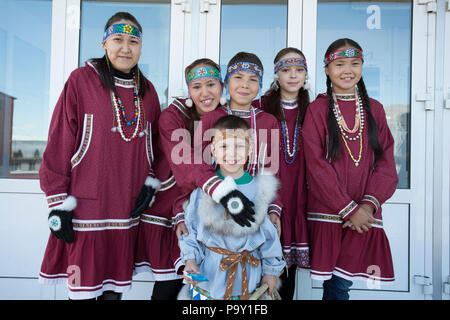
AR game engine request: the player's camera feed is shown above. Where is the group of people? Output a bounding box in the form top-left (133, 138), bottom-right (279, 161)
top-left (37, 12), bottom-right (398, 301)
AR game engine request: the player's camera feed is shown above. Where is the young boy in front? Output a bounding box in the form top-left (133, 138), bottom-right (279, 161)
top-left (179, 115), bottom-right (285, 300)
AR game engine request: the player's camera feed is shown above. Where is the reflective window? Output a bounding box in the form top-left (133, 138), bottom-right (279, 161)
top-left (79, 0), bottom-right (171, 109)
top-left (316, 1), bottom-right (411, 188)
top-left (220, 0), bottom-right (287, 91)
top-left (0, 0), bottom-right (52, 178)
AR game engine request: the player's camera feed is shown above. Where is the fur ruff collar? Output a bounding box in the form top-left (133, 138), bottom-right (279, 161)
top-left (198, 173), bottom-right (279, 237)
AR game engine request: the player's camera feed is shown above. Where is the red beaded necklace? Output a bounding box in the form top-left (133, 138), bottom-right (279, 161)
top-left (110, 74), bottom-right (145, 142)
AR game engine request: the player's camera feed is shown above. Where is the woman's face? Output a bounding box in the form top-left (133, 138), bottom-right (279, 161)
top-left (276, 52), bottom-right (307, 100)
top-left (188, 65), bottom-right (223, 115)
top-left (226, 70), bottom-right (260, 109)
top-left (325, 46), bottom-right (363, 94)
top-left (102, 19), bottom-right (142, 73)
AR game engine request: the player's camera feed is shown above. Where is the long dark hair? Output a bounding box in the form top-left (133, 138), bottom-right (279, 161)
top-left (324, 38), bottom-right (383, 165)
top-left (183, 58), bottom-right (222, 141)
top-left (264, 47), bottom-right (310, 124)
top-left (89, 12), bottom-right (149, 98)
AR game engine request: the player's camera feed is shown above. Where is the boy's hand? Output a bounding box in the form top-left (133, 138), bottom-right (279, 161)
top-left (261, 274), bottom-right (278, 295)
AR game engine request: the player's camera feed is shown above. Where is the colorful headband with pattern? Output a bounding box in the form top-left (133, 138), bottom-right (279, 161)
top-left (224, 62), bottom-right (263, 87)
top-left (103, 23), bottom-right (142, 42)
top-left (186, 66), bottom-right (221, 84)
top-left (323, 48), bottom-right (363, 66)
top-left (274, 57), bottom-right (308, 74)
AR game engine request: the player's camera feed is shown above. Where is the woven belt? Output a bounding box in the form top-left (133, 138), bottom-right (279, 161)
top-left (206, 246), bottom-right (259, 300)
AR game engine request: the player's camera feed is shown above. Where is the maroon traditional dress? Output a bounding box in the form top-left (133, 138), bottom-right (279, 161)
top-left (134, 99), bottom-right (191, 279)
top-left (38, 62), bottom-right (161, 299)
top-left (302, 93), bottom-right (398, 282)
top-left (253, 98), bottom-right (310, 269)
top-left (171, 105), bottom-right (283, 222)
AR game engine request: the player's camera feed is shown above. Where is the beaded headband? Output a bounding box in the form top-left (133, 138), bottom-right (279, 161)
top-left (103, 23), bottom-right (142, 42)
top-left (323, 48), bottom-right (363, 66)
top-left (224, 62), bottom-right (263, 88)
top-left (186, 66), bottom-right (221, 84)
top-left (274, 57), bottom-right (308, 74)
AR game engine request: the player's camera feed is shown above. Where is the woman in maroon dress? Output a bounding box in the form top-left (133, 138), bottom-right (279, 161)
top-left (254, 47), bottom-right (310, 300)
top-left (38, 12), bottom-right (161, 300)
top-left (134, 58), bottom-right (225, 299)
top-left (302, 38), bottom-right (398, 300)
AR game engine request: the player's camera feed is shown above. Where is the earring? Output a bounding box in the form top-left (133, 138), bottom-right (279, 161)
top-left (220, 96), bottom-right (227, 105)
top-left (270, 81), bottom-right (279, 91)
top-left (303, 75), bottom-right (310, 90)
top-left (185, 97), bottom-right (193, 108)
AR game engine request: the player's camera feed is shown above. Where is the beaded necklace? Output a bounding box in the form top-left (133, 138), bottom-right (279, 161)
top-left (110, 75), bottom-right (145, 142)
top-left (332, 88), bottom-right (364, 166)
top-left (279, 100), bottom-right (301, 164)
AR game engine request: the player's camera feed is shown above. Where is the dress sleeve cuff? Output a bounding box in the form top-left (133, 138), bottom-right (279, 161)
top-left (360, 194), bottom-right (381, 212)
top-left (338, 200), bottom-right (359, 221)
top-left (268, 204), bottom-right (282, 217)
top-left (46, 195), bottom-right (77, 213)
top-left (172, 212), bottom-right (185, 228)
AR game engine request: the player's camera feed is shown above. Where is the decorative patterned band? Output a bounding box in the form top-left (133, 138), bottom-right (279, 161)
top-left (274, 57), bottom-right (307, 74)
top-left (47, 193), bottom-right (67, 208)
top-left (140, 214), bottom-right (173, 228)
top-left (324, 48), bottom-right (363, 66)
top-left (307, 212), bottom-right (383, 227)
top-left (224, 62), bottom-right (263, 87)
top-left (103, 23), bottom-right (142, 42)
top-left (362, 195), bottom-right (380, 211)
top-left (338, 201), bottom-right (359, 220)
top-left (186, 67), bottom-right (221, 84)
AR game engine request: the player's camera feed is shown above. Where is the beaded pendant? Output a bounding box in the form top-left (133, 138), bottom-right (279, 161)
top-left (110, 77), bottom-right (145, 142)
top-left (332, 89), bottom-right (364, 166)
top-left (280, 105), bottom-right (301, 165)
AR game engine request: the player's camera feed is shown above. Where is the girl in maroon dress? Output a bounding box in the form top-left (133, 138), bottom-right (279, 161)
top-left (302, 38), bottom-right (398, 300)
top-left (134, 58), bottom-right (225, 299)
top-left (38, 12), bottom-right (161, 300)
top-left (177, 52), bottom-right (282, 231)
top-left (254, 47), bottom-right (310, 300)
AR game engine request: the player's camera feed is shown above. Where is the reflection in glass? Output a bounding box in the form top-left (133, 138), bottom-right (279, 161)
top-left (316, 1), bottom-right (411, 189)
top-left (79, 0), bottom-right (170, 109)
top-left (0, 0), bottom-right (52, 178)
top-left (220, 0), bottom-right (287, 92)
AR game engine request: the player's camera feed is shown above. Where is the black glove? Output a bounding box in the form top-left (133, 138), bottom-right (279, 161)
top-left (131, 184), bottom-right (156, 218)
top-left (219, 189), bottom-right (256, 227)
top-left (48, 209), bottom-right (74, 243)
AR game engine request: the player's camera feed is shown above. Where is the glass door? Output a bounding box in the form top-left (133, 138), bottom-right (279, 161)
top-left (301, 0), bottom-right (430, 299)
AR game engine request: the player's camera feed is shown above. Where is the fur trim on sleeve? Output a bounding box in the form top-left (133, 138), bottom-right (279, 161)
top-left (48, 195), bottom-right (77, 214)
top-left (199, 173), bottom-right (279, 237)
top-left (145, 176), bottom-right (162, 190)
top-left (211, 176), bottom-right (237, 203)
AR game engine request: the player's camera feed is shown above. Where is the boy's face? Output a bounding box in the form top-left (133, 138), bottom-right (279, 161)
top-left (211, 129), bottom-right (252, 176)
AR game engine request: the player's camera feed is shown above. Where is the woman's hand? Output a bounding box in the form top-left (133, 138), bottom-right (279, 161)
top-left (261, 274), bottom-right (278, 295)
top-left (176, 222), bottom-right (189, 240)
top-left (342, 205), bottom-right (375, 234)
top-left (183, 259), bottom-right (200, 285)
top-left (269, 213), bottom-right (281, 238)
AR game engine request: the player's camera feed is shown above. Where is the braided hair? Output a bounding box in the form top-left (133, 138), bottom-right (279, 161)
top-left (324, 38), bottom-right (383, 166)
